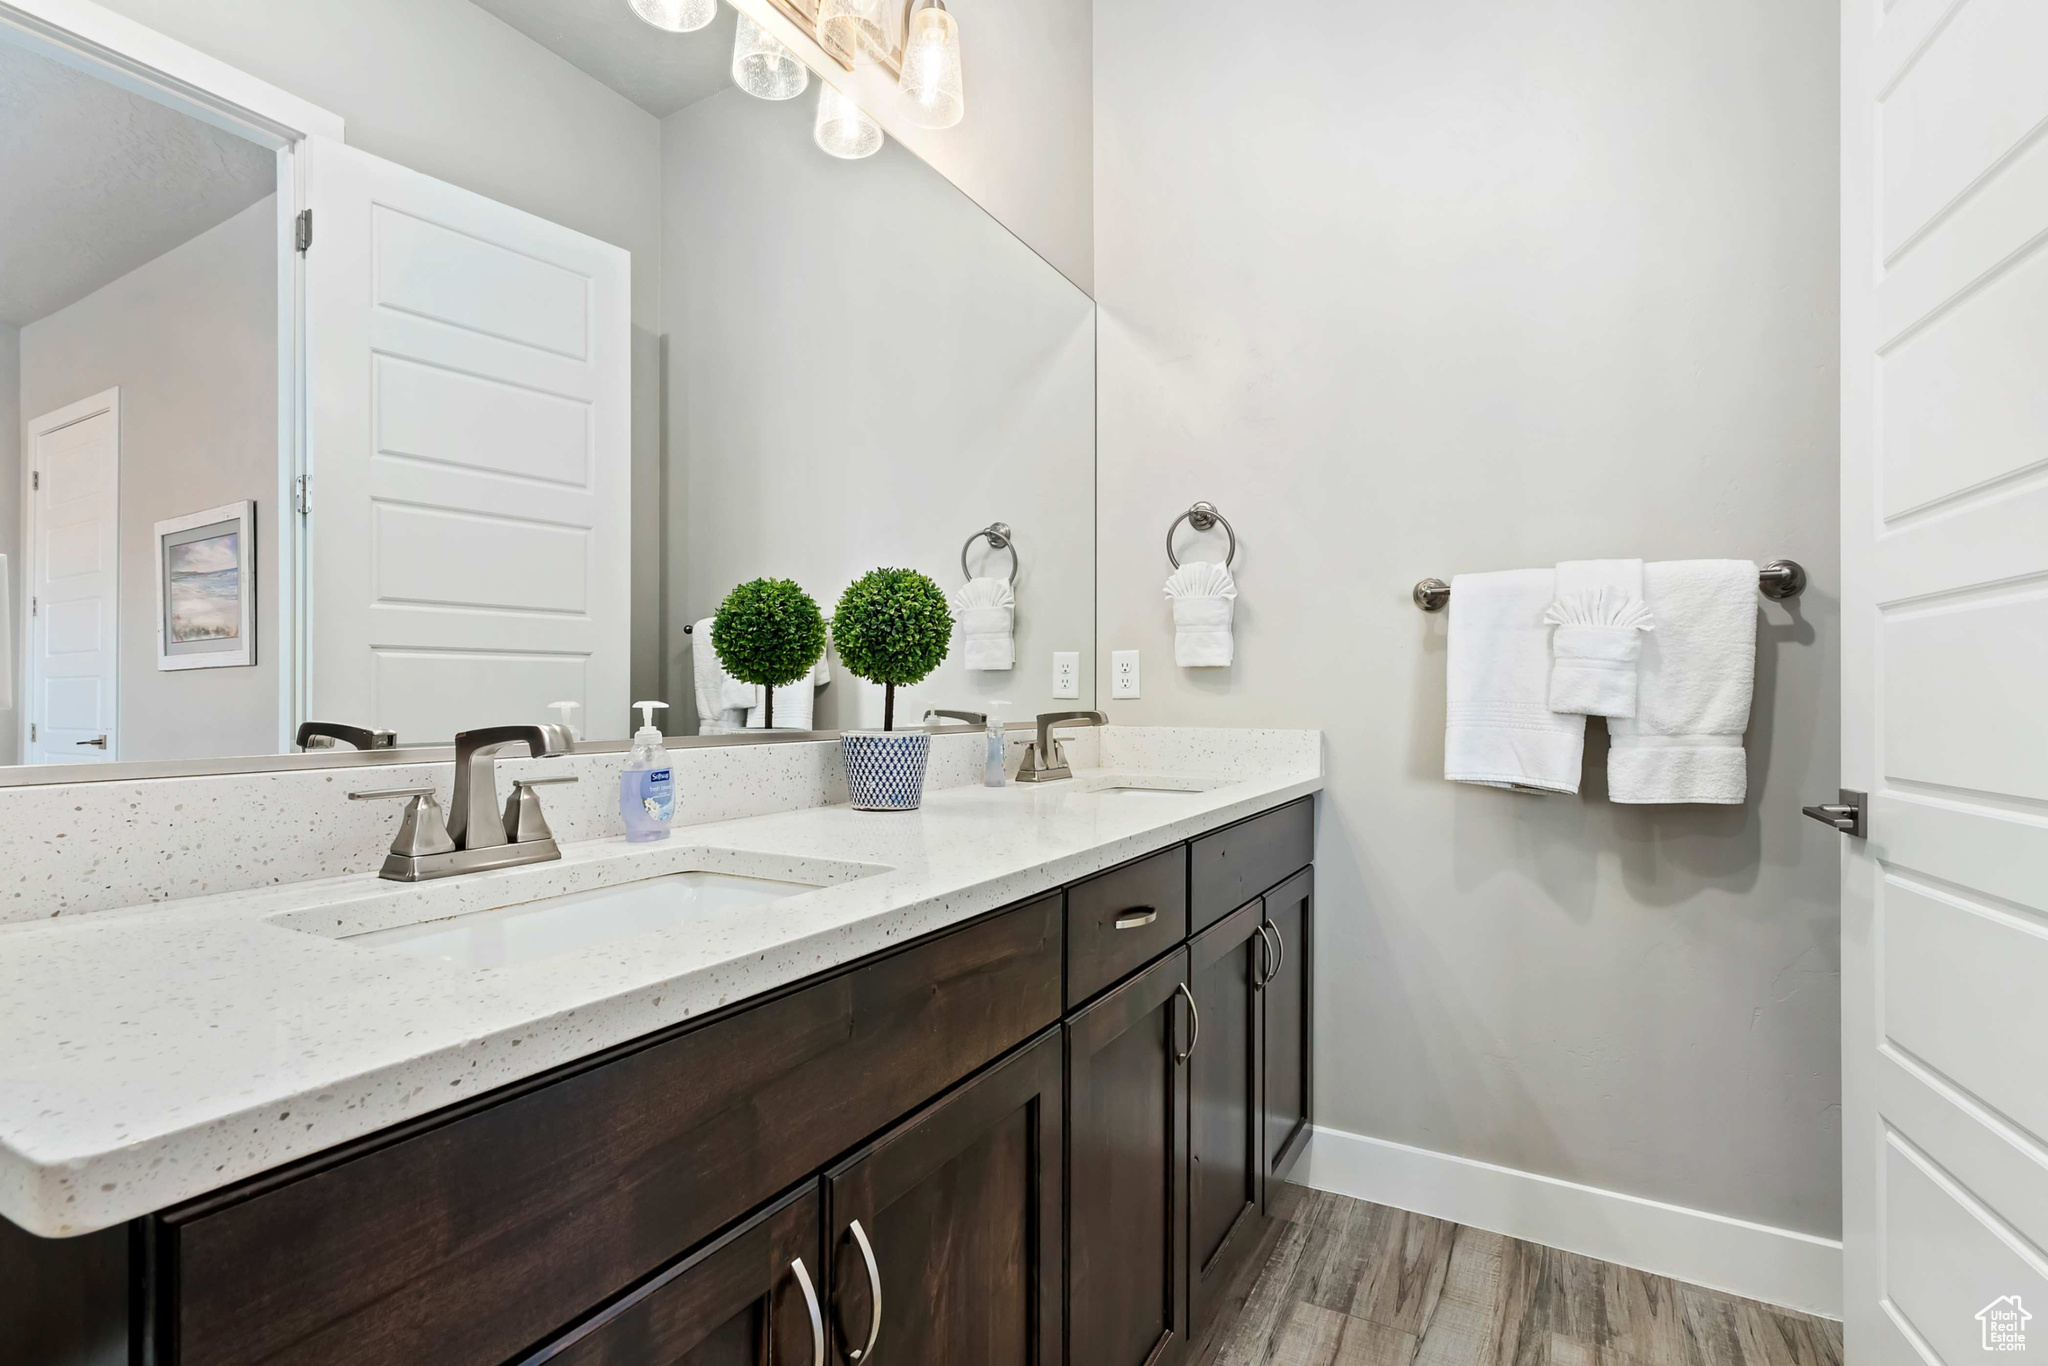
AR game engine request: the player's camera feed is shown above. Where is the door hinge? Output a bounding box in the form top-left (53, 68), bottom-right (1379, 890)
top-left (293, 474), bottom-right (311, 516)
top-left (295, 209), bottom-right (313, 254)
top-left (31, 470), bottom-right (39, 491)
top-left (1801, 788), bottom-right (1867, 839)
top-left (30, 596), bottom-right (37, 618)
top-left (29, 723), bottom-right (36, 743)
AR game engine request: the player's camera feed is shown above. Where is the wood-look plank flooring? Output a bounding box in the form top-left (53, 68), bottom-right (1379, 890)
top-left (1194, 1189), bottom-right (1842, 1366)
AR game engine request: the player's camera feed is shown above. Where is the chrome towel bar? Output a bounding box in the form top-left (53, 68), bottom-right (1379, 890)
top-left (1412, 559), bottom-right (1806, 612)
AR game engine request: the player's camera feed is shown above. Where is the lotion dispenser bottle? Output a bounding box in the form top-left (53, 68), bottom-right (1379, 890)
top-left (620, 701), bottom-right (674, 842)
top-left (984, 701), bottom-right (1011, 787)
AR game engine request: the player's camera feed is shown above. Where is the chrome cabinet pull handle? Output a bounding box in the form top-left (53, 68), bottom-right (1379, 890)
top-left (847, 1218), bottom-right (882, 1362)
top-left (791, 1256), bottom-right (825, 1366)
top-left (1265, 920), bottom-right (1286, 980)
top-left (1254, 923), bottom-right (1279, 988)
top-left (1174, 982), bottom-right (1201, 1064)
top-left (1114, 907), bottom-right (1158, 931)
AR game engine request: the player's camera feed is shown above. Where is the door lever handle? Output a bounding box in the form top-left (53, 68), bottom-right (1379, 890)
top-left (75, 736), bottom-right (107, 748)
top-left (1801, 789), bottom-right (1867, 839)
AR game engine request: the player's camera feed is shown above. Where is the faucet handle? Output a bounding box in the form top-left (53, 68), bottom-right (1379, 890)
top-left (349, 788), bottom-right (457, 858)
top-left (505, 777), bottom-right (579, 844)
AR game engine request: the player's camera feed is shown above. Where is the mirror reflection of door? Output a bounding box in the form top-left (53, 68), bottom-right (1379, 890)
top-left (23, 392), bottom-right (120, 764)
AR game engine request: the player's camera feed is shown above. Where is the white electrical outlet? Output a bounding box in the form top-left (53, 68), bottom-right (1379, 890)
top-left (1111, 650), bottom-right (1141, 699)
top-left (1052, 652), bottom-right (1080, 699)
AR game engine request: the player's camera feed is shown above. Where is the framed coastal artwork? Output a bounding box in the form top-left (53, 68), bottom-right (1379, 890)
top-left (155, 502), bottom-right (255, 671)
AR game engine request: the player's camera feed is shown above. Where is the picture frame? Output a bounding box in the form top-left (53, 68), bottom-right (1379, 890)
top-left (155, 501), bottom-right (255, 671)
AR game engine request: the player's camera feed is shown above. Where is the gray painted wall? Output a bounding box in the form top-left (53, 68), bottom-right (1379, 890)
top-left (1093, 0), bottom-right (1843, 1236)
top-left (21, 198), bottom-right (278, 762)
top-left (661, 88), bottom-right (1096, 730)
top-left (0, 324), bottom-right (17, 765)
top-left (93, 0), bottom-right (669, 705)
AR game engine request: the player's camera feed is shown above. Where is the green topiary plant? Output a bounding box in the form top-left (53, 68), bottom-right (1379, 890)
top-left (711, 578), bottom-right (828, 730)
top-left (832, 567), bottom-right (954, 731)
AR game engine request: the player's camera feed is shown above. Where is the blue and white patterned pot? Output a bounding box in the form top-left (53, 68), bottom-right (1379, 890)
top-left (840, 730), bottom-right (933, 811)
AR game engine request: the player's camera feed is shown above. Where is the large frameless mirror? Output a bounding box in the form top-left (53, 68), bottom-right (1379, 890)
top-left (0, 0), bottom-right (1095, 784)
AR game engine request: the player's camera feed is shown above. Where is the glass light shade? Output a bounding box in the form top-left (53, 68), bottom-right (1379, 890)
top-left (732, 12), bottom-right (810, 100)
top-left (628, 0), bottom-right (717, 32)
top-left (898, 0), bottom-right (963, 129)
top-left (816, 0), bottom-right (891, 62)
top-left (814, 83), bottom-right (883, 159)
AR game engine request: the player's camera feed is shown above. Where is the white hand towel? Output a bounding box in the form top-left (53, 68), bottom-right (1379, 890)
top-left (1445, 569), bottom-right (1586, 795)
top-left (691, 618), bottom-right (749, 735)
top-left (1165, 561), bottom-right (1237, 667)
top-left (1607, 560), bottom-right (1757, 804)
top-left (951, 577), bottom-right (1015, 671)
top-left (745, 657), bottom-right (830, 730)
top-left (0, 554), bottom-right (11, 713)
top-left (1544, 559), bottom-right (1653, 718)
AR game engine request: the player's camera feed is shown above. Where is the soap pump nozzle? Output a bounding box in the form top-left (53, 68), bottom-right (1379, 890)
top-left (631, 700), bottom-right (669, 743)
top-left (548, 700), bottom-right (583, 741)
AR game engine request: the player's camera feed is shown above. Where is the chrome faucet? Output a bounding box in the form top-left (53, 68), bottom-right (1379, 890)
top-left (350, 723), bottom-right (578, 882)
top-left (1016, 710), bottom-right (1106, 783)
top-left (924, 708), bottom-right (989, 728)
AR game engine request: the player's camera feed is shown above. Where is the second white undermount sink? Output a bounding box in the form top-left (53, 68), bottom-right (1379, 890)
top-left (343, 870), bottom-right (826, 969)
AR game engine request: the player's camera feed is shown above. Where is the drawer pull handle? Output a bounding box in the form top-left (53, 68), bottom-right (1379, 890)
top-left (1264, 920), bottom-right (1286, 980)
top-left (1174, 982), bottom-right (1201, 1064)
top-left (847, 1218), bottom-right (883, 1362)
top-left (1114, 908), bottom-right (1158, 931)
top-left (791, 1256), bottom-right (825, 1366)
top-left (1255, 923), bottom-right (1279, 988)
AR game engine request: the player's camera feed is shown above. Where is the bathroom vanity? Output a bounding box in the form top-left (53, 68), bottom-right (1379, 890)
top-left (0, 743), bottom-right (1319, 1366)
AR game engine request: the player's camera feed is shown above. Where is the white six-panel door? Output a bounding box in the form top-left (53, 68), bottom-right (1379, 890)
top-left (301, 136), bottom-right (631, 745)
top-left (24, 390), bottom-right (120, 764)
top-left (1841, 0), bottom-right (2048, 1358)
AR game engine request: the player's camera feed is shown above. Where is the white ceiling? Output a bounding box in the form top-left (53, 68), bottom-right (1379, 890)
top-left (0, 40), bottom-right (276, 329)
top-left (470, 0), bottom-right (741, 119)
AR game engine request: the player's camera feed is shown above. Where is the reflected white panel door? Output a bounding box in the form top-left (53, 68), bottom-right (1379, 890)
top-left (1842, 0), bottom-right (2048, 1357)
top-left (25, 392), bottom-right (120, 764)
top-left (302, 136), bottom-right (631, 745)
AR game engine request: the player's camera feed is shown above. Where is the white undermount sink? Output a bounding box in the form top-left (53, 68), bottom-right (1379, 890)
top-left (1073, 775), bottom-right (1225, 799)
top-left (340, 870), bottom-right (828, 969)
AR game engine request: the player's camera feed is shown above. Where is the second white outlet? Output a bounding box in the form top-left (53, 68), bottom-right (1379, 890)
top-left (1111, 650), bottom-right (1141, 699)
top-left (1053, 652), bottom-right (1080, 699)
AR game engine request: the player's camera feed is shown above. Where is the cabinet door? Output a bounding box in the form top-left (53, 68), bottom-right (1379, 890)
top-left (1187, 900), bottom-right (1266, 1335)
top-left (1263, 868), bottom-right (1314, 1183)
top-left (1067, 949), bottom-right (1192, 1366)
top-left (824, 1029), bottom-right (1063, 1366)
top-left (523, 1183), bottom-right (823, 1366)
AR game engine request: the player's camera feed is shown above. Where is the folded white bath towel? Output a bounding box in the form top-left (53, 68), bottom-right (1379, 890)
top-left (952, 577), bottom-right (1015, 671)
top-left (1444, 569), bottom-right (1586, 795)
top-left (1166, 561), bottom-right (1237, 667)
top-left (1544, 559), bottom-right (1653, 719)
top-left (1607, 560), bottom-right (1757, 804)
top-left (744, 657), bottom-right (830, 731)
top-left (691, 618), bottom-right (749, 735)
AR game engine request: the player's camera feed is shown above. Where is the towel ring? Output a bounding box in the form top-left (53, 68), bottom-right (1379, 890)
top-left (1167, 501), bottom-right (1237, 569)
top-left (961, 522), bottom-right (1019, 584)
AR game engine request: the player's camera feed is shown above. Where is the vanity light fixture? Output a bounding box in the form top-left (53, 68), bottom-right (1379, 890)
top-left (733, 11), bottom-right (810, 100)
top-left (899, 0), bottom-right (964, 129)
top-left (814, 83), bottom-right (884, 159)
top-left (627, 0), bottom-right (716, 32)
top-left (816, 0), bottom-right (891, 63)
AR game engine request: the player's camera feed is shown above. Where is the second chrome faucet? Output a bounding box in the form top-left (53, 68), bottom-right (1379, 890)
top-left (1016, 711), bottom-right (1106, 783)
top-left (351, 724), bottom-right (579, 882)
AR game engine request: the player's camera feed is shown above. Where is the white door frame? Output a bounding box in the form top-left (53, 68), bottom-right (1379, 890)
top-left (20, 389), bottom-right (119, 761)
top-left (0, 0), bottom-right (343, 755)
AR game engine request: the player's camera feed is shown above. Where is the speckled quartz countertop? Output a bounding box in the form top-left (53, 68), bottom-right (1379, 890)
top-left (0, 751), bottom-right (1320, 1238)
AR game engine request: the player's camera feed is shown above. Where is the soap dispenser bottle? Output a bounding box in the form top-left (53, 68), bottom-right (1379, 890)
top-left (984, 701), bottom-right (1011, 787)
top-left (620, 701), bottom-right (674, 842)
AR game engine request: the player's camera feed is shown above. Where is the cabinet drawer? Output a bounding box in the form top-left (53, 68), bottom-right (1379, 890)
top-left (163, 894), bottom-right (1064, 1366)
top-left (1066, 845), bottom-right (1187, 1006)
top-left (1190, 797), bottom-right (1313, 932)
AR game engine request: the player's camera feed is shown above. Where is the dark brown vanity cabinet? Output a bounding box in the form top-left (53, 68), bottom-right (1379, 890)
top-left (1067, 949), bottom-right (1193, 1366)
top-left (6, 797), bottom-right (1315, 1366)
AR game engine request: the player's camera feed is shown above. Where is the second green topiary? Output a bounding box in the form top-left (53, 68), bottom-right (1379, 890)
top-left (711, 578), bottom-right (827, 730)
top-left (833, 567), bottom-right (954, 731)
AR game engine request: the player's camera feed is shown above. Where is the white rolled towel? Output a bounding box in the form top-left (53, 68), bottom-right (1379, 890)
top-left (951, 577), bottom-right (1015, 671)
top-left (691, 618), bottom-right (749, 735)
top-left (1166, 561), bottom-right (1237, 667)
top-left (1544, 559), bottom-right (1653, 719)
top-left (744, 657), bottom-right (830, 730)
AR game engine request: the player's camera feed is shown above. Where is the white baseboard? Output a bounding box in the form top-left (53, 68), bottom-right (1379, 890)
top-left (1294, 1125), bottom-right (1843, 1319)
